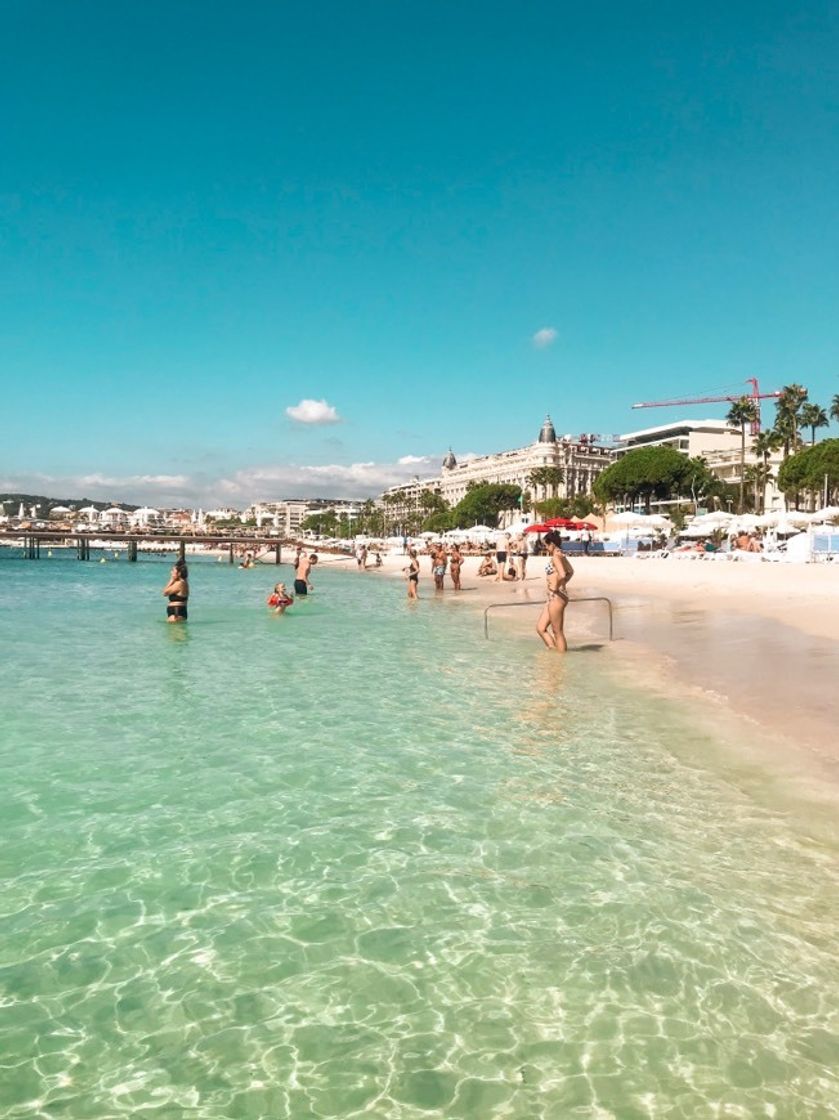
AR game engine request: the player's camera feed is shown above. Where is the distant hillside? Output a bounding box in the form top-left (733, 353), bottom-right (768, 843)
top-left (0, 493), bottom-right (139, 512)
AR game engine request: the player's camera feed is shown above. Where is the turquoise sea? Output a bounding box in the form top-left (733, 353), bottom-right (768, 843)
top-left (1, 553), bottom-right (838, 1119)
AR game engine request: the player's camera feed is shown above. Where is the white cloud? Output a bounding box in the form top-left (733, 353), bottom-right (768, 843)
top-left (285, 398), bottom-right (342, 425)
top-left (532, 327), bottom-right (558, 349)
top-left (1, 471), bottom-right (192, 501)
top-left (1, 452), bottom-right (447, 507)
top-left (217, 457), bottom-right (436, 501)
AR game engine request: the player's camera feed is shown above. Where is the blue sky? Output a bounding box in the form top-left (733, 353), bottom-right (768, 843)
top-left (2, 1), bottom-right (838, 503)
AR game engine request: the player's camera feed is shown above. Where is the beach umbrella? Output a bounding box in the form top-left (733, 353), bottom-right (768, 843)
top-left (524, 523), bottom-right (552, 533)
top-left (806, 506), bottom-right (839, 524)
top-left (679, 524), bottom-right (711, 538)
top-left (608, 511), bottom-right (650, 526)
top-left (730, 513), bottom-right (760, 530)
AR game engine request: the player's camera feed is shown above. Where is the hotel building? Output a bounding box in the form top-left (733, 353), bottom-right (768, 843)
top-left (381, 416), bottom-right (613, 517)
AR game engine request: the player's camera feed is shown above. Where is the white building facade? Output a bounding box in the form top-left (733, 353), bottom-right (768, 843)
top-left (381, 416), bottom-right (612, 515)
top-left (616, 419), bottom-right (784, 510)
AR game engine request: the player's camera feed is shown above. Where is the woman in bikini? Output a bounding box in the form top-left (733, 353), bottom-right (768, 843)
top-left (162, 560), bottom-right (189, 623)
top-left (536, 530), bottom-right (573, 652)
top-left (405, 549), bottom-right (420, 600)
top-left (448, 543), bottom-right (463, 591)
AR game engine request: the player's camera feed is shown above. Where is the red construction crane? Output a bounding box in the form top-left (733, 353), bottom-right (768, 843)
top-left (631, 377), bottom-right (786, 434)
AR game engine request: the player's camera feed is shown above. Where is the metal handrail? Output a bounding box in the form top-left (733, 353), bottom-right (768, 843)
top-left (483, 596), bottom-right (614, 641)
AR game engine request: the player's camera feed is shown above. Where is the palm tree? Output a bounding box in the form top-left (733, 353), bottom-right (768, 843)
top-left (773, 383), bottom-right (809, 459)
top-left (726, 396), bottom-right (759, 513)
top-left (527, 466), bottom-right (564, 501)
top-left (744, 463), bottom-right (774, 514)
top-left (799, 403), bottom-right (829, 446)
top-left (831, 394), bottom-right (839, 428)
top-left (751, 429), bottom-right (782, 512)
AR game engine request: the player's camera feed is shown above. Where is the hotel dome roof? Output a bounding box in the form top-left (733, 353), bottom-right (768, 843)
top-left (442, 448), bottom-right (457, 469)
top-left (538, 415), bottom-right (557, 443)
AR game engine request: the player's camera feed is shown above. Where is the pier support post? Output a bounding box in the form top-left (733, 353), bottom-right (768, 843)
top-left (178, 539), bottom-right (186, 562)
top-left (275, 543), bottom-right (281, 565)
top-left (128, 540), bottom-right (138, 562)
top-left (229, 543), bottom-right (235, 564)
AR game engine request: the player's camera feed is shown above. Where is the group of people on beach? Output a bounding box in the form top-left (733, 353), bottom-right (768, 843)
top-left (402, 530), bottom-right (574, 651)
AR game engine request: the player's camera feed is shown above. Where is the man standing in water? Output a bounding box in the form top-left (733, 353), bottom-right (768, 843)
top-left (294, 551), bottom-right (312, 597)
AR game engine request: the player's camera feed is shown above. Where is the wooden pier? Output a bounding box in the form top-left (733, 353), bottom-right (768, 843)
top-left (1, 530), bottom-right (289, 564)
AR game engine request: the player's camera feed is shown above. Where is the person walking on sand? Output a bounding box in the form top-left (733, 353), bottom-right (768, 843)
top-left (162, 560), bottom-right (189, 623)
top-left (536, 531), bottom-right (574, 653)
top-left (495, 530), bottom-right (510, 582)
top-left (404, 548), bottom-right (420, 600)
top-left (448, 543), bottom-right (463, 591)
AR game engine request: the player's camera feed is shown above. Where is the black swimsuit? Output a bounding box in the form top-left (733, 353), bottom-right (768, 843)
top-left (167, 593), bottom-right (188, 620)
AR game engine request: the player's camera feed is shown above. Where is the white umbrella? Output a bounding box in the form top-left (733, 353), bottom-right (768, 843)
top-left (609, 511), bottom-right (650, 526)
top-left (680, 524), bottom-right (712, 538)
top-left (759, 511), bottom-right (810, 528)
top-left (504, 519), bottom-right (532, 536)
top-left (808, 506), bottom-right (839, 523)
top-left (730, 513), bottom-right (760, 530)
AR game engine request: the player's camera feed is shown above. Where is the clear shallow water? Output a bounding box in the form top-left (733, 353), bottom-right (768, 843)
top-left (1, 554), bottom-right (838, 1119)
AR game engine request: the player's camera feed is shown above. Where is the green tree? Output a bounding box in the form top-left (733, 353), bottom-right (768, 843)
top-left (419, 490), bottom-right (448, 515)
top-left (527, 466), bottom-right (564, 500)
top-left (422, 510), bottom-right (455, 534)
top-left (593, 446), bottom-right (690, 513)
top-left (799, 403), bottom-right (829, 446)
top-left (726, 396), bottom-right (759, 513)
top-left (830, 394), bottom-right (839, 428)
top-left (777, 439), bottom-right (839, 507)
top-left (752, 429), bottom-right (782, 513)
top-left (533, 498), bottom-right (571, 520)
top-left (744, 463), bottom-right (774, 512)
top-left (452, 483), bottom-right (522, 528)
top-left (773, 383), bottom-right (809, 459)
top-left (532, 495), bottom-right (595, 521)
top-left (301, 510), bottom-right (339, 536)
top-left (681, 456), bottom-right (723, 511)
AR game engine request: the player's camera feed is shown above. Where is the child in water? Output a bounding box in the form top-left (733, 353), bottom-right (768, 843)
top-left (266, 583), bottom-right (293, 615)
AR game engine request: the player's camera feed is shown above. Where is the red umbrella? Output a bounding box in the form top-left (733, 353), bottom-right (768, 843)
top-left (524, 523), bottom-right (552, 533)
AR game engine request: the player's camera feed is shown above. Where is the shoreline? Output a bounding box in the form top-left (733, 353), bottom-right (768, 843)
top-left (363, 549), bottom-right (839, 791)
